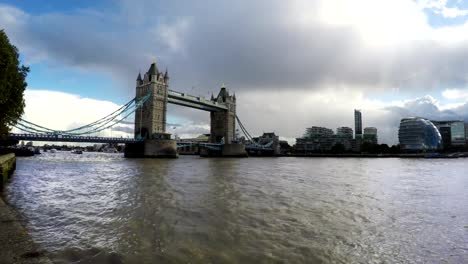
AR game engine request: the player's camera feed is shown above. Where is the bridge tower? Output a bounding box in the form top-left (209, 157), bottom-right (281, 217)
top-left (134, 61), bottom-right (169, 139)
top-left (126, 61), bottom-right (177, 158)
top-left (210, 86), bottom-right (236, 144)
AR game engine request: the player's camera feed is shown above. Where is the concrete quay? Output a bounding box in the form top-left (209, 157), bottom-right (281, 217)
top-left (0, 154), bottom-right (52, 264)
top-left (0, 153), bottom-right (16, 190)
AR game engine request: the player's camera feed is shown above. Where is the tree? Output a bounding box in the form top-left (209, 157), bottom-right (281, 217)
top-left (0, 30), bottom-right (29, 134)
top-left (331, 143), bottom-right (346, 154)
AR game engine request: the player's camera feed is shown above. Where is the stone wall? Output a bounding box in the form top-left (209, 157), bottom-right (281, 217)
top-left (0, 153), bottom-right (16, 191)
top-left (144, 139), bottom-right (178, 158)
top-left (124, 140), bottom-right (178, 158)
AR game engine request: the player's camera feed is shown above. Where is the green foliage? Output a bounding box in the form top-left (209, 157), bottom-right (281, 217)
top-left (0, 30), bottom-right (29, 134)
top-left (331, 143), bottom-right (346, 154)
top-left (361, 142), bottom-right (400, 154)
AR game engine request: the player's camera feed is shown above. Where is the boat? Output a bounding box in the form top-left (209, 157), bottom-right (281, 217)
top-left (50, 149), bottom-right (57, 153)
top-left (34, 147), bottom-right (41, 155)
top-left (71, 149), bottom-right (83, 154)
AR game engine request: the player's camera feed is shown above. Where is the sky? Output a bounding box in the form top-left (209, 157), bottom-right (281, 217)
top-left (2, 0), bottom-right (468, 144)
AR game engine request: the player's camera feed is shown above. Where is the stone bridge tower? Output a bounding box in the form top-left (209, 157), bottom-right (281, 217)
top-left (210, 85), bottom-right (236, 144)
top-left (134, 62), bottom-right (169, 139)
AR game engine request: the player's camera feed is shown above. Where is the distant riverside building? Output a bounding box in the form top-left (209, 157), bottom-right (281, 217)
top-left (296, 126), bottom-right (335, 152)
top-left (252, 132), bottom-right (280, 155)
top-left (177, 134), bottom-right (210, 154)
top-left (363, 127), bottom-right (378, 144)
top-left (354, 109), bottom-right (362, 139)
top-left (398, 117), bottom-right (442, 152)
top-left (431, 120), bottom-right (466, 147)
top-left (335, 127), bottom-right (354, 150)
top-left (304, 126), bottom-right (334, 138)
top-left (438, 126), bottom-right (452, 150)
top-left (337, 127), bottom-right (353, 139)
top-left (465, 122), bottom-right (468, 144)
top-left (296, 126), bottom-right (357, 152)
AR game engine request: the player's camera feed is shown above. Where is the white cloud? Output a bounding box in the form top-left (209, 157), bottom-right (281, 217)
top-left (4, 1), bottom-right (468, 147)
top-left (442, 88), bottom-right (468, 100)
top-left (15, 90), bottom-right (133, 138)
top-left (12, 89), bottom-right (468, 147)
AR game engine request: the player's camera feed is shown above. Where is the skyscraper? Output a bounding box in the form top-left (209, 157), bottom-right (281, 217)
top-left (354, 109), bottom-right (362, 139)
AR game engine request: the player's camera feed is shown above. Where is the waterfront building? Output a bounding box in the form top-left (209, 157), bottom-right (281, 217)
top-left (363, 127), bottom-right (378, 145)
top-left (296, 126), bottom-right (357, 152)
top-left (431, 120), bottom-right (466, 146)
top-left (438, 126), bottom-right (452, 150)
top-left (303, 126), bottom-right (334, 138)
top-left (335, 127), bottom-right (353, 150)
top-left (177, 134), bottom-right (210, 154)
top-left (398, 117), bottom-right (442, 152)
top-left (337, 127), bottom-right (353, 139)
top-left (296, 126), bottom-right (335, 152)
top-left (252, 132), bottom-right (281, 154)
top-left (354, 109), bottom-right (362, 139)
top-left (465, 122), bottom-right (468, 144)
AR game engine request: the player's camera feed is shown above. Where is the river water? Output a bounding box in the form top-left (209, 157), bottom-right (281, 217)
top-left (5, 152), bottom-right (468, 263)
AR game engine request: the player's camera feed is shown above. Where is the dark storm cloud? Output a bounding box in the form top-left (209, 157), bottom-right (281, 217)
top-left (3, 1), bottom-right (468, 96)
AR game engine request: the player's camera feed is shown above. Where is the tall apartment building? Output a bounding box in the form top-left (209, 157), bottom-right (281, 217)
top-left (354, 109), bottom-right (362, 139)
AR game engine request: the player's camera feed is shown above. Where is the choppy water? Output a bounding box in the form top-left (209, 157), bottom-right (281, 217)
top-left (5, 152), bottom-right (468, 263)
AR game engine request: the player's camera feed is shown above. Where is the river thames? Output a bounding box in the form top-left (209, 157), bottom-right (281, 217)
top-left (5, 152), bottom-right (468, 263)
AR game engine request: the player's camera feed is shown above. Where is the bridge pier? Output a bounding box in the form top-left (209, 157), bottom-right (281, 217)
top-left (124, 139), bottom-right (177, 158)
top-left (221, 143), bottom-right (248, 157)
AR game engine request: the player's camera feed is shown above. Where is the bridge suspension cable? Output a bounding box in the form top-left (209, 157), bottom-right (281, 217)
top-left (235, 115), bottom-right (260, 145)
top-left (12, 91), bottom-right (152, 136)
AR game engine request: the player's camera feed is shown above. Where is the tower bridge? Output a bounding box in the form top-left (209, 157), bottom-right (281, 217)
top-left (5, 61), bottom-right (272, 157)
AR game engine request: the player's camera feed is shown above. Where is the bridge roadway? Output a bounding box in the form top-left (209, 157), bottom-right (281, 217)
top-left (6, 133), bottom-right (141, 144)
top-left (168, 90), bottom-right (227, 112)
top-left (5, 134), bottom-right (228, 149)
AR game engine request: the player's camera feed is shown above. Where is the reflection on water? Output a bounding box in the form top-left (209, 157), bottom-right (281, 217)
top-left (5, 152), bottom-right (468, 263)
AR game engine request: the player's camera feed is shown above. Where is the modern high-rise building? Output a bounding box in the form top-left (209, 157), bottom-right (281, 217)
top-left (431, 120), bottom-right (466, 146)
top-left (354, 109), bottom-right (362, 139)
top-left (363, 127), bottom-right (378, 144)
top-left (398, 117), bottom-right (442, 152)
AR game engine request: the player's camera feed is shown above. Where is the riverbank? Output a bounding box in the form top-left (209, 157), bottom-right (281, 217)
top-left (0, 153), bottom-right (52, 264)
top-left (280, 153), bottom-right (468, 158)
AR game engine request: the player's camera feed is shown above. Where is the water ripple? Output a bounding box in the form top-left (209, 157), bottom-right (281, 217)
top-left (5, 154), bottom-right (468, 263)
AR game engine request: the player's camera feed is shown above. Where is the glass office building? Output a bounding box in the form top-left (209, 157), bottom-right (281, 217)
top-left (363, 127), bottom-right (378, 144)
top-left (432, 120), bottom-right (466, 146)
top-left (450, 121), bottom-right (465, 145)
top-left (398, 117), bottom-right (442, 152)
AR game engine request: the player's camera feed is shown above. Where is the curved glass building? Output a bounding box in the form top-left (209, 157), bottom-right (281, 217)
top-left (398, 117), bottom-right (442, 152)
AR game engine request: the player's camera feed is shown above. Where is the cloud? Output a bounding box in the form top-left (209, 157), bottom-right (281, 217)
top-left (419, 0), bottom-right (468, 18)
top-left (3, 0), bottom-right (468, 94)
top-left (12, 89), bottom-right (468, 146)
top-left (3, 1), bottom-right (468, 146)
top-left (15, 90), bottom-right (134, 138)
top-left (442, 88), bottom-right (468, 100)
top-left (385, 95), bottom-right (468, 122)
